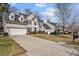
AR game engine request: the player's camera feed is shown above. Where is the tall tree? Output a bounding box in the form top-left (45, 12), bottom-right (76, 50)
top-left (55, 3), bottom-right (79, 34)
top-left (0, 3), bottom-right (10, 12)
top-left (0, 3), bottom-right (10, 33)
top-left (35, 11), bottom-right (42, 20)
top-left (24, 8), bottom-right (32, 16)
top-left (10, 6), bottom-right (19, 12)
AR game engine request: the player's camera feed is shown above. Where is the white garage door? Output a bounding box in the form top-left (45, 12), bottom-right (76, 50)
top-left (8, 28), bottom-right (27, 35)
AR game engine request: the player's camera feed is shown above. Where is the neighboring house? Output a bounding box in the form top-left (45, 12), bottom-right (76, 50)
top-left (43, 23), bottom-right (52, 34)
top-left (42, 19), bottom-right (56, 34)
top-left (0, 12), bottom-right (56, 35)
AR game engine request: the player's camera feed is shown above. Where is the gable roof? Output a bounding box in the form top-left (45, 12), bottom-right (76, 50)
top-left (47, 22), bottom-right (57, 26)
top-left (43, 23), bottom-right (51, 29)
top-left (27, 13), bottom-right (35, 20)
top-left (4, 12), bottom-right (27, 25)
top-left (6, 20), bottom-right (27, 25)
top-left (37, 19), bottom-right (43, 22)
top-left (3, 11), bottom-right (41, 25)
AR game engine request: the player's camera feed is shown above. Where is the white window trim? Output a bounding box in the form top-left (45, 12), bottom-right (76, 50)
top-left (19, 15), bottom-right (25, 22)
top-left (9, 12), bottom-right (15, 21)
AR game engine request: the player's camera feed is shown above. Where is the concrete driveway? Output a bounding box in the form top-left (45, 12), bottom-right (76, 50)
top-left (10, 35), bottom-right (79, 56)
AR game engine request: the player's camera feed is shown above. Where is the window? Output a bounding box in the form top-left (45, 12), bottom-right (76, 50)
top-left (21, 17), bottom-right (23, 22)
top-left (34, 27), bottom-right (36, 32)
top-left (21, 17), bottom-right (23, 20)
top-left (19, 17), bottom-right (25, 22)
top-left (11, 15), bottom-right (14, 19)
top-left (34, 21), bottom-right (37, 25)
top-left (9, 13), bottom-right (15, 21)
top-left (28, 20), bottom-right (31, 24)
top-left (27, 27), bottom-right (32, 32)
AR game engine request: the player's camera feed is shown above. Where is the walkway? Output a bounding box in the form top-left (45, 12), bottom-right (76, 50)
top-left (10, 35), bottom-right (79, 56)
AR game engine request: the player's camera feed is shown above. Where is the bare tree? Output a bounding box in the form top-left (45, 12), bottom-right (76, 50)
top-left (35, 11), bottom-right (42, 20)
top-left (0, 3), bottom-right (10, 33)
top-left (24, 8), bottom-right (32, 16)
top-left (55, 3), bottom-right (79, 34)
top-left (10, 7), bottom-right (20, 12)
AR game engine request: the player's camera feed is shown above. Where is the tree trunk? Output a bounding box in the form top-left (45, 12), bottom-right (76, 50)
top-left (2, 11), bottom-right (5, 33)
top-left (62, 24), bottom-right (65, 35)
top-left (0, 13), bottom-right (3, 33)
top-left (62, 28), bottom-right (65, 35)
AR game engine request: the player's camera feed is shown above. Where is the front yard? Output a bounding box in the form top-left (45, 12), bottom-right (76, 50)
top-left (0, 36), bottom-right (26, 56)
top-left (31, 34), bottom-right (79, 45)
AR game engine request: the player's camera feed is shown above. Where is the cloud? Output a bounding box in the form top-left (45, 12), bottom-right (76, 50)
top-left (35, 3), bottom-right (46, 7)
top-left (10, 3), bottom-right (16, 6)
top-left (41, 8), bottom-right (58, 22)
top-left (41, 8), bottom-right (57, 17)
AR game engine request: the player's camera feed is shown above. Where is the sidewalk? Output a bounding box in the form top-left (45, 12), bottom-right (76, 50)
top-left (10, 35), bottom-right (78, 56)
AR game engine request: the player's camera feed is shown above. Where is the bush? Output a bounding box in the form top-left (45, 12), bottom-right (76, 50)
top-left (38, 31), bottom-right (41, 33)
top-left (3, 32), bottom-right (8, 36)
top-left (27, 31), bottom-right (46, 34)
top-left (31, 31), bottom-right (37, 34)
top-left (38, 31), bottom-right (45, 34)
top-left (68, 32), bottom-right (72, 34)
top-left (0, 32), bottom-right (8, 37)
top-left (50, 31), bottom-right (57, 35)
top-left (41, 31), bottom-right (45, 34)
top-left (73, 31), bottom-right (78, 35)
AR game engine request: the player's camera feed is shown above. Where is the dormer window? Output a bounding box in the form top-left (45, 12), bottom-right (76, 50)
top-left (21, 17), bottom-right (23, 21)
top-left (9, 12), bottom-right (15, 21)
top-left (19, 15), bottom-right (25, 22)
top-left (11, 15), bottom-right (14, 19)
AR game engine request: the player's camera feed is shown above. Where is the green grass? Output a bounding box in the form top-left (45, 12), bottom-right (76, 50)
top-left (0, 36), bottom-right (26, 56)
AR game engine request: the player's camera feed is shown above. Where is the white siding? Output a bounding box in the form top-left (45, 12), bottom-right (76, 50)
top-left (27, 14), bottom-right (35, 20)
top-left (9, 12), bottom-right (15, 21)
top-left (6, 23), bottom-right (27, 28)
top-left (46, 23), bottom-right (55, 32)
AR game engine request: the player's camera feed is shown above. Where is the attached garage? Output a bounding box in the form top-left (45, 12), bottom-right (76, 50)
top-left (5, 23), bottom-right (27, 35)
top-left (8, 28), bottom-right (27, 35)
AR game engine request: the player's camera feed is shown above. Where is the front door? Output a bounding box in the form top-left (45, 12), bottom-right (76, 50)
top-left (34, 27), bottom-right (36, 32)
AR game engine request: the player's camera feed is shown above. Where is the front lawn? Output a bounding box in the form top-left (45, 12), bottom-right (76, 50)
top-left (31, 34), bottom-right (72, 42)
top-left (31, 34), bottom-right (79, 45)
top-left (0, 36), bottom-right (26, 56)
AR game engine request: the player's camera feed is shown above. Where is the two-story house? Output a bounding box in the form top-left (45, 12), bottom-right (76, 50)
top-left (1, 12), bottom-right (44, 35)
top-left (1, 11), bottom-right (56, 35)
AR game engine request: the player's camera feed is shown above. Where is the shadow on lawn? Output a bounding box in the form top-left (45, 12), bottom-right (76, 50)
top-left (66, 41), bottom-right (79, 45)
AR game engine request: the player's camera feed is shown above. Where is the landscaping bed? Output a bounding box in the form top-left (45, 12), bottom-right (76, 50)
top-left (0, 36), bottom-right (26, 56)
